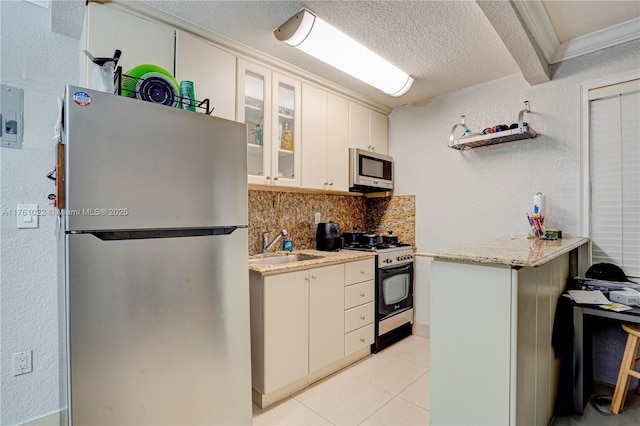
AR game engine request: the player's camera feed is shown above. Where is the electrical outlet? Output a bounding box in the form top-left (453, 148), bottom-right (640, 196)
top-left (12, 350), bottom-right (32, 376)
top-left (314, 212), bottom-right (321, 224)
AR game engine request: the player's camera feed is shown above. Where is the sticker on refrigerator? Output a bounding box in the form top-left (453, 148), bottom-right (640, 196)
top-left (73, 92), bottom-right (91, 106)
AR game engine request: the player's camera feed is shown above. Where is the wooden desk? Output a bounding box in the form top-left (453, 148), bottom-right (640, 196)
top-left (572, 305), bottom-right (640, 413)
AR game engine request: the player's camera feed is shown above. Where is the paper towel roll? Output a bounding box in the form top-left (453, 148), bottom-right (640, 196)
top-left (533, 192), bottom-right (546, 218)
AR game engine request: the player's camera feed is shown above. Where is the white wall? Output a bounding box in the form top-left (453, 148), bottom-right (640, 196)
top-left (0, 1), bottom-right (80, 424)
top-left (389, 40), bottom-right (640, 326)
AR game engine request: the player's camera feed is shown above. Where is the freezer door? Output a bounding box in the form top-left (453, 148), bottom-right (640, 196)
top-left (64, 86), bottom-right (247, 231)
top-left (66, 229), bottom-right (251, 425)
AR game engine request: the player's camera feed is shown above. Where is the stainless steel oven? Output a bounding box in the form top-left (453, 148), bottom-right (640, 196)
top-left (375, 246), bottom-right (414, 352)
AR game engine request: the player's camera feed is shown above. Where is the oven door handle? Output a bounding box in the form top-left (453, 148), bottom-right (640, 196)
top-left (380, 263), bottom-right (413, 274)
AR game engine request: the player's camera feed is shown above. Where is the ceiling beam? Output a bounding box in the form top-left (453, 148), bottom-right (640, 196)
top-left (476, 0), bottom-right (550, 85)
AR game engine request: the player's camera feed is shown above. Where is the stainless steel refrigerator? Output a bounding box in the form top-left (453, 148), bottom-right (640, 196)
top-left (58, 86), bottom-right (251, 425)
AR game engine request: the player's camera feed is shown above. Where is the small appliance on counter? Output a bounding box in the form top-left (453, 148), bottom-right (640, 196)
top-left (316, 222), bottom-right (343, 251)
top-left (342, 227), bottom-right (366, 246)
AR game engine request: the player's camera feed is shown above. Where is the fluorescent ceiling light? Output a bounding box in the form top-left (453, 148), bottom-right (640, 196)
top-left (274, 9), bottom-right (414, 97)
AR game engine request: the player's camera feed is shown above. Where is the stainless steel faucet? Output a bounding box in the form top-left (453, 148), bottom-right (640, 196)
top-left (262, 229), bottom-right (289, 253)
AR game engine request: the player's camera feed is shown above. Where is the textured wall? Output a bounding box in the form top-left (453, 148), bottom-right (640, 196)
top-left (389, 40), bottom-right (640, 383)
top-left (0, 1), bottom-right (80, 424)
top-left (248, 191), bottom-right (415, 255)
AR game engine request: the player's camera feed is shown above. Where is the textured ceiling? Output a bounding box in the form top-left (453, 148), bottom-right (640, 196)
top-left (137, 0), bottom-right (636, 109)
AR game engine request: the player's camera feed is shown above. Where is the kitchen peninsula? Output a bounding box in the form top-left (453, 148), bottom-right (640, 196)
top-left (417, 236), bottom-right (589, 426)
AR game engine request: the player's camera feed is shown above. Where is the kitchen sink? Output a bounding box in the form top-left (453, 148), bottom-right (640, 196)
top-left (248, 253), bottom-right (324, 265)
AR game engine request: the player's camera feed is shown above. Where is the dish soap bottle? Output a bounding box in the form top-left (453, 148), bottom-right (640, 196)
top-left (282, 236), bottom-right (293, 252)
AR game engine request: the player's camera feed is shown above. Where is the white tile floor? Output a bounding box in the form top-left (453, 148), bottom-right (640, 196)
top-left (252, 335), bottom-right (430, 426)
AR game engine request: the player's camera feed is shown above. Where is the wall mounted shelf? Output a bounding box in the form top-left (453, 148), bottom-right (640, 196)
top-left (448, 101), bottom-right (536, 150)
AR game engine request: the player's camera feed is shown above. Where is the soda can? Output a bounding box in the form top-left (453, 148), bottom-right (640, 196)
top-left (180, 80), bottom-right (196, 111)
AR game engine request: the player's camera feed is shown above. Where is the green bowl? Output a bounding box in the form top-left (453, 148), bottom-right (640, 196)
top-left (121, 64), bottom-right (179, 102)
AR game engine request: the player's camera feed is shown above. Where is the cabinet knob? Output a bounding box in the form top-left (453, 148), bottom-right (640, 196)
top-left (359, 338), bottom-right (365, 342)
top-left (360, 293), bottom-right (365, 297)
top-left (360, 315), bottom-right (366, 320)
top-left (273, 176), bottom-right (279, 181)
top-left (266, 176), bottom-right (271, 180)
top-left (323, 182), bottom-right (328, 186)
top-left (360, 270), bottom-right (365, 274)
top-left (329, 182), bottom-right (334, 186)
top-left (304, 276), bottom-right (309, 281)
top-left (311, 274), bottom-right (317, 279)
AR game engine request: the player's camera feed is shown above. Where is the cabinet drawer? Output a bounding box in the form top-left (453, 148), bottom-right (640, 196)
top-left (345, 280), bottom-right (374, 309)
top-left (345, 258), bottom-right (375, 285)
top-left (345, 302), bottom-right (375, 333)
top-left (345, 323), bottom-right (374, 355)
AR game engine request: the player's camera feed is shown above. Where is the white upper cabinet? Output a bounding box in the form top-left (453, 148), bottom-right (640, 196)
top-left (83, 3), bottom-right (175, 89)
top-left (348, 101), bottom-right (389, 155)
top-left (326, 94), bottom-right (350, 191)
top-left (175, 31), bottom-right (236, 120)
top-left (301, 84), bottom-right (327, 190)
top-left (369, 110), bottom-right (389, 155)
top-left (238, 59), bottom-right (301, 187)
top-left (272, 73), bottom-right (302, 187)
top-left (238, 60), bottom-right (271, 185)
top-left (301, 84), bottom-right (349, 191)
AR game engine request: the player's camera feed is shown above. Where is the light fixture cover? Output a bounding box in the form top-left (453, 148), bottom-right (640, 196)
top-left (274, 9), bottom-right (413, 97)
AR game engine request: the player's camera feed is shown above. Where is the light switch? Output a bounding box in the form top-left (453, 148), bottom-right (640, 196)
top-left (17, 204), bottom-right (38, 229)
top-left (1, 84), bottom-right (23, 149)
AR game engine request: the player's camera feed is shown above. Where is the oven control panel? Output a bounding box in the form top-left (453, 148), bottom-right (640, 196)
top-left (378, 247), bottom-right (414, 267)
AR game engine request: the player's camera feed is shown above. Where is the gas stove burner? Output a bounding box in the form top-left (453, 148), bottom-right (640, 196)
top-left (342, 241), bottom-right (412, 252)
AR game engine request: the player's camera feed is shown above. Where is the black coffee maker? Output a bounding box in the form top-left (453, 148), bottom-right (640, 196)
top-left (316, 222), bottom-right (343, 251)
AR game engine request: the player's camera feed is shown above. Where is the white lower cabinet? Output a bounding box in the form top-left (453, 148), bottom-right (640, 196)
top-left (260, 269), bottom-right (309, 394)
top-left (249, 257), bottom-right (375, 408)
top-left (345, 323), bottom-right (375, 355)
top-left (345, 302), bottom-right (375, 333)
top-left (309, 264), bottom-right (345, 373)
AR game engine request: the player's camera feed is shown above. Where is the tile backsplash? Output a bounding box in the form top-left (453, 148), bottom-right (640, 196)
top-left (248, 191), bottom-right (415, 255)
top-left (366, 195), bottom-right (416, 248)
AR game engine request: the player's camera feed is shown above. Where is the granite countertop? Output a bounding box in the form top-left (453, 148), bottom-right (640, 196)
top-left (248, 249), bottom-right (376, 276)
top-left (415, 236), bottom-right (589, 268)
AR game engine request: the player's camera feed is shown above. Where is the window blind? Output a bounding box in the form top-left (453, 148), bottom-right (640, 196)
top-left (589, 83), bottom-right (640, 278)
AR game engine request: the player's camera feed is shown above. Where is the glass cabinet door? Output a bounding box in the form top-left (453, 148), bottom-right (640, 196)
top-left (272, 73), bottom-right (301, 187)
top-left (237, 60), bottom-right (271, 185)
top-left (237, 62), bottom-right (300, 187)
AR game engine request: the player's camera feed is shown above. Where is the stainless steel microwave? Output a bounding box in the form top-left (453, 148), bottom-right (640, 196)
top-left (349, 148), bottom-right (394, 193)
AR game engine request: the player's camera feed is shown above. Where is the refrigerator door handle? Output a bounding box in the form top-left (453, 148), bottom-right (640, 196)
top-left (68, 225), bottom-right (247, 241)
